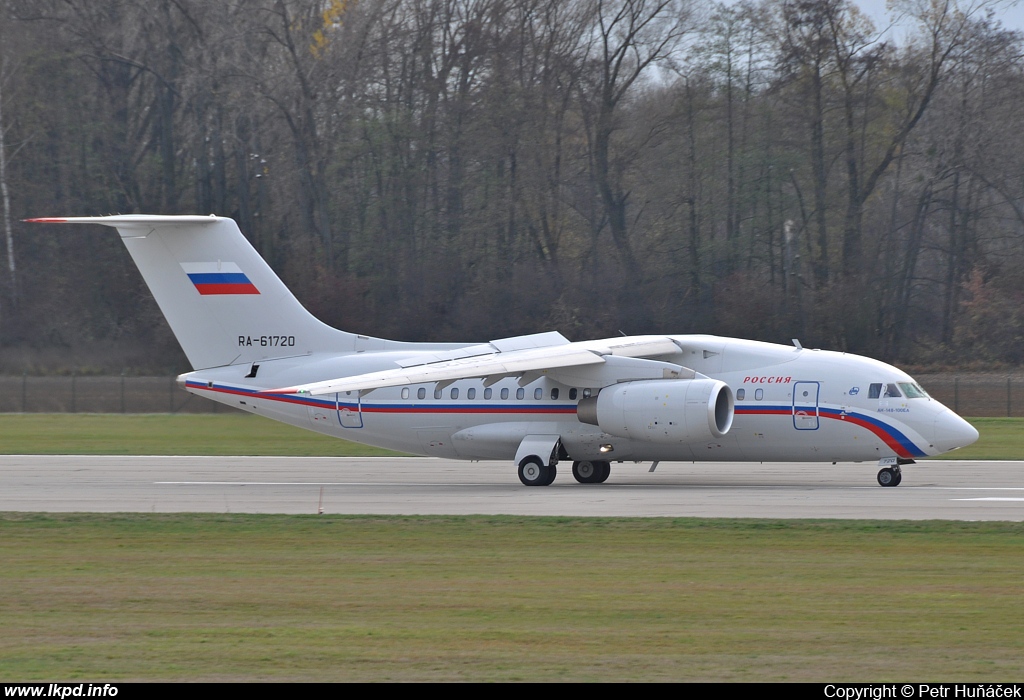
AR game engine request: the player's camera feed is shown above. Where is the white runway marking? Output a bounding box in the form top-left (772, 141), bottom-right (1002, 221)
top-left (951, 497), bottom-right (1024, 502)
top-left (932, 487), bottom-right (1024, 491)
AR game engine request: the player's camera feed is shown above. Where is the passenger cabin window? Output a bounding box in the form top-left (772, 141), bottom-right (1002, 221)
top-left (569, 388), bottom-right (578, 400)
top-left (402, 387), bottom-right (410, 399)
top-left (551, 388), bottom-right (559, 400)
top-left (467, 388), bottom-right (476, 400)
top-left (484, 388), bottom-right (492, 399)
top-left (434, 387), bottom-right (443, 400)
top-left (736, 388), bottom-right (745, 401)
top-left (755, 389), bottom-right (763, 401)
top-left (582, 388), bottom-right (592, 398)
top-left (501, 388), bottom-right (509, 400)
top-left (417, 388), bottom-right (426, 400)
top-left (451, 388), bottom-right (459, 399)
top-left (534, 387), bottom-right (543, 400)
top-left (517, 388), bottom-right (525, 400)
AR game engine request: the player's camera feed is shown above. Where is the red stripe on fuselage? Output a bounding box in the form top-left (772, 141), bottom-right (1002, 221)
top-left (735, 406), bottom-right (915, 458)
top-left (828, 412), bottom-right (914, 458)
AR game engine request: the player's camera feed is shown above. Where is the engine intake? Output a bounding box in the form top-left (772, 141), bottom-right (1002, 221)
top-left (577, 379), bottom-right (734, 443)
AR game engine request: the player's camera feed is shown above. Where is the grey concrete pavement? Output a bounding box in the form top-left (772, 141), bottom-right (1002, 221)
top-left (1, 455), bottom-right (1021, 519)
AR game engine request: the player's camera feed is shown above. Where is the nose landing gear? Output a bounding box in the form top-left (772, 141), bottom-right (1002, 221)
top-left (877, 465), bottom-right (902, 487)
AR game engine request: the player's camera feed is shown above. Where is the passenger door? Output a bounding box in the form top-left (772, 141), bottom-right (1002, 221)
top-left (792, 381), bottom-right (820, 430)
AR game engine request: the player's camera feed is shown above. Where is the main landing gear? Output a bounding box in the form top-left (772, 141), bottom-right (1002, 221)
top-left (514, 436), bottom-right (614, 486)
top-left (518, 456), bottom-right (557, 486)
top-left (877, 465), bottom-right (902, 487)
top-left (517, 458), bottom-right (612, 486)
top-left (572, 460), bottom-right (611, 484)
top-left (515, 435), bottom-right (563, 486)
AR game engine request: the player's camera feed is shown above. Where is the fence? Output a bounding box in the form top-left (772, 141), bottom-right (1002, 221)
top-left (0, 373), bottom-right (1019, 416)
top-left (0, 375), bottom-right (237, 413)
top-left (914, 374), bottom-right (1022, 418)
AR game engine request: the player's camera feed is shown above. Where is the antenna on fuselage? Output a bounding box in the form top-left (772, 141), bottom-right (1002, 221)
top-left (792, 339), bottom-right (803, 350)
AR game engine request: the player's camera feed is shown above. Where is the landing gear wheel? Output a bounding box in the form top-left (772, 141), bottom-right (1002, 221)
top-left (877, 467), bottom-right (902, 487)
top-left (573, 460), bottom-right (600, 483)
top-left (519, 456), bottom-right (556, 486)
top-left (572, 460), bottom-right (611, 484)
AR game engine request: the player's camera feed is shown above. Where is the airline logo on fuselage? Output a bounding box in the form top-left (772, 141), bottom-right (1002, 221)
top-left (181, 262), bottom-right (260, 295)
top-left (743, 376), bottom-right (792, 384)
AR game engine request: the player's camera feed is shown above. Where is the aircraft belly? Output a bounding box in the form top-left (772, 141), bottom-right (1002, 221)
top-left (448, 420), bottom-right (630, 461)
top-left (417, 429), bottom-right (460, 459)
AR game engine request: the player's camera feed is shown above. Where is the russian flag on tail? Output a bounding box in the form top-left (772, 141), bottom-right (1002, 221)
top-left (180, 262), bottom-right (260, 295)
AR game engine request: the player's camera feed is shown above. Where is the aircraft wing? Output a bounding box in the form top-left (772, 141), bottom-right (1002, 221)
top-left (266, 334), bottom-right (684, 396)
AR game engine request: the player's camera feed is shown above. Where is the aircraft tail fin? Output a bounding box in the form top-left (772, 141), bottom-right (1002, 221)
top-left (29, 215), bottom-right (360, 370)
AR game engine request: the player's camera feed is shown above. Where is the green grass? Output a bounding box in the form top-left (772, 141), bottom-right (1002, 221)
top-left (0, 413), bottom-right (402, 456)
top-left (0, 417), bottom-right (1019, 681)
top-left (0, 414), bottom-right (1017, 459)
top-left (0, 514), bottom-right (1021, 681)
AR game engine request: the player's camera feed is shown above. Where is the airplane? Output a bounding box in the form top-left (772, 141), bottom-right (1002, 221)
top-left (28, 214), bottom-right (979, 487)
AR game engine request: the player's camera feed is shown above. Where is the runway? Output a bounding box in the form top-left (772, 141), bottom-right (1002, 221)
top-left (1, 455), bottom-right (1022, 519)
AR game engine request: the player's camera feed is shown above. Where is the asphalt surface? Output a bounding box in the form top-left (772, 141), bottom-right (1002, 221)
top-left (1, 455), bottom-right (1021, 519)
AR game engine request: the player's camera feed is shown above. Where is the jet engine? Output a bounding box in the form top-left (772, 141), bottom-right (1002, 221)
top-left (576, 379), bottom-right (734, 443)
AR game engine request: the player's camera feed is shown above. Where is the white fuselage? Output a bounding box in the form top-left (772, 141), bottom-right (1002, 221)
top-left (180, 335), bottom-right (974, 464)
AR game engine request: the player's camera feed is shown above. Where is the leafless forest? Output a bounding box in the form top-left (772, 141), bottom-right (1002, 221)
top-left (0, 0), bottom-right (1022, 373)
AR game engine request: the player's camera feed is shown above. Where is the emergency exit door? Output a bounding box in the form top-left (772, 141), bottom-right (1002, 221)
top-left (336, 391), bottom-right (364, 428)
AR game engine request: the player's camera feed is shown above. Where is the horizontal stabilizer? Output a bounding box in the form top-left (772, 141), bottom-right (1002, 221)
top-left (25, 215), bottom-right (222, 230)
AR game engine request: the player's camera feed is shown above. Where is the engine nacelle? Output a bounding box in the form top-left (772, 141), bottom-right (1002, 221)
top-left (577, 379), bottom-right (734, 443)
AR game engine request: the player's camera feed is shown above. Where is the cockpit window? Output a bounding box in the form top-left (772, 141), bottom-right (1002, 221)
top-left (899, 382), bottom-right (929, 399)
top-left (869, 382), bottom-right (926, 399)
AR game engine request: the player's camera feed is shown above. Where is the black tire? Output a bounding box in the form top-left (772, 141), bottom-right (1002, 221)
top-left (519, 456), bottom-right (553, 486)
top-left (892, 471), bottom-right (902, 486)
top-left (541, 463), bottom-right (557, 486)
top-left (572, 460), bottom-right (600, 484)
top-left (877, 467), bottom-right (897, 487)
top-left (594, 460), bottom-right (611, 483)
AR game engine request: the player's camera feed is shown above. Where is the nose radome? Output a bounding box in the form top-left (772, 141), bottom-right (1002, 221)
top-left (932, 410), bottom-right (979, 453)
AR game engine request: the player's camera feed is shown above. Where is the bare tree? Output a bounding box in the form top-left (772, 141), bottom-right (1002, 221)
top-left (579, 0), bottom-right (694, 277)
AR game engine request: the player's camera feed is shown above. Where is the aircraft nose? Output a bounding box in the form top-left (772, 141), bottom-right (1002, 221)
top-left (931, 409), bottom-right (979, 453)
